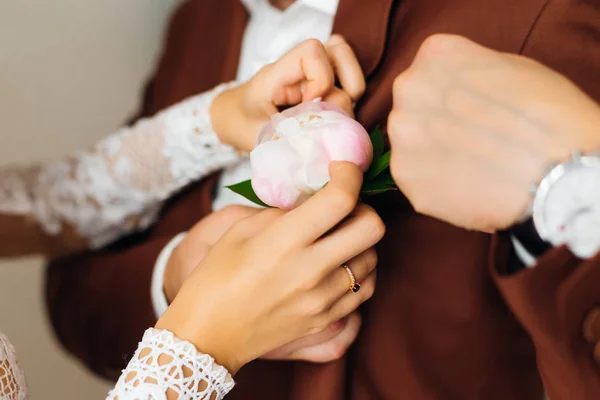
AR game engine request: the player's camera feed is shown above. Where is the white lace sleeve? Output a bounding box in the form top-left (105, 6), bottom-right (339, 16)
top-left (0, 331), bottom-right (28, 400)
top-left (0, 82), bottom-right (243, 249)
top-left (108, 328), bottom-right (234, 400)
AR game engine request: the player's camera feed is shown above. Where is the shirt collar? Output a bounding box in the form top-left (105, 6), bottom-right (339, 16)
top-left (240, 0), bottom-right (339, 16)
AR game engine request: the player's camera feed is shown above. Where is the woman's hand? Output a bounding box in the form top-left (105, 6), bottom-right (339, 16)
top-left (212, 35), bottom-right (366, 152)
top-left (156, 162), bottom-right (385, 374)
top-left (163, 205), bottom-right (261, 304)
top-left (163, 206), bottom-right (365, 365)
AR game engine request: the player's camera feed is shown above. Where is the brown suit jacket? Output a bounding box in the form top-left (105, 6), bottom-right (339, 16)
top-left (46, 0), bottom-right (600, 398)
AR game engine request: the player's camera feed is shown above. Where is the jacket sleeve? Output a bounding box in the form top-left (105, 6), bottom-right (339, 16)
top-left (46, 234), bottom-right (173, 379)
top-left (492, 1), bottom-right (600, 398)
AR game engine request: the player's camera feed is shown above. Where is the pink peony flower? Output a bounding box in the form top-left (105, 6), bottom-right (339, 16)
top-left (250, 101), bottom-right (373, 210)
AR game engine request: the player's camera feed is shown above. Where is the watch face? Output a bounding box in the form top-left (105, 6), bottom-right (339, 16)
top-left (533, 156), bottom-right (600, 258)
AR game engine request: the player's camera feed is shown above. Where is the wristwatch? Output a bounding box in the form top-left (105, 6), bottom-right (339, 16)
top-left (512, 150), bottom-right (600, 263)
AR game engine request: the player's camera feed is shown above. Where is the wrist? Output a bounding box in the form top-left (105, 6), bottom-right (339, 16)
top-left (210, 84), bottom-right (253, 152)
top-left (155, 308), bottom-right (245, 375)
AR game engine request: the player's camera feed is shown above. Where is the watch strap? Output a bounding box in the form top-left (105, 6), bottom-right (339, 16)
top-left (507, 217), bottom-right (553, 272)
top-left (510, 217), bottom-right (552, 258)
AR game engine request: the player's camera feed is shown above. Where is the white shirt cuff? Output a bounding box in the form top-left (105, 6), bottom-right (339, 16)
top-left (151, 233), bottom-right (187, 318)
top-left (510, 234), bottom-right (537, 268)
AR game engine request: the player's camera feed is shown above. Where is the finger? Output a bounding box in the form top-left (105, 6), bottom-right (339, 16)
top-left (312, 204), bottom-right (385, 266)
top-left (326, 270), bottom-right (376, 322)
top-left (325, 35), bottom-right (366, 101)
top-left (313, 248), bottom-right (378, 304)
top-left (413, 34), bottom-right (498, 70)
top-left (268, 161), bottom-right (363, 246)
top-left (583, 307), bottom-right (600, 343)
top-left (285, 312), bottom-right (361, 363)
top-left (190, 205), bottom-right (263, 246)
top-left (230, 207), bottom-right (286, 239)
top-left (261, 317), bottom-right (347, 360)
top-left (322, 87), bottom-right (354, 118)
top-left (270, 39), bottom-right (335, 104)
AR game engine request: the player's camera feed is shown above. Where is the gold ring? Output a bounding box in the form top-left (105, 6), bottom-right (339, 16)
top-left (341, 264), bottom-right (361, 293)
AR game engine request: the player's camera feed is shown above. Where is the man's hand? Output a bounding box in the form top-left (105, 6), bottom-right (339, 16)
top-left (163, 206), bottom-right (261, 304)
top-left (583, 307), bottom-right (600, 366)
top-left (388, 34), bottom-right (600, 232)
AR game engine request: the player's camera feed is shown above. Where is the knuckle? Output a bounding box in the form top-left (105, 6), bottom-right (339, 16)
top-left (392, 73), bottom-right (408, 98)
top-left (339, 91), bottom-right (353, 110)
top-left (302, 38), bottom-right (325, 57)
top-left (369, 213), bottom-right (386, 241)
top-left (330, 89), bottom-right (352, 110)
top-left (330, 188), bottom-right (357, 215)
top-left (393, 69), bottom-right (424, 104)
top-left (388, 112), bottom-right (426, 151)
top-left (365, 249), bottom-right (379, 272)
top-left (353, 79), bottom-right (367, 99)
top-left (418, 34), bottom-right (456, 56)
top-left (219, 205), bottom-right (257, 222)
top-left (263, 207), bottom-right (286, 220)
top-left (357, 205), bottom-right (386, 240)
top-left (220, 204), bottom-right (247, 214)
top-left (327, 34), bottom-right (347, 47)
top-left (302, 295), bottom-right (328, 317)
top-left (230, 218), bottom-right (254, 236)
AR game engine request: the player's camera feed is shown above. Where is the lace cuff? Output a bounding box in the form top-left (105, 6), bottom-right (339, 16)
top-left (108, 328), bottom-right (234, 400)
top-left (0, 332), bottom-right (28, 400)
top-left (0, 82), bottom-right (244, 249)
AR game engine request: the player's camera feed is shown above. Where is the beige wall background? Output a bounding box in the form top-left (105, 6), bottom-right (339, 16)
top-left (0, 0), bottom-right (183, 398)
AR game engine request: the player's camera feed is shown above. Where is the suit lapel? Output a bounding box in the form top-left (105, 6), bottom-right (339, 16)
top-left (333, 0), bottom-right (395, 76)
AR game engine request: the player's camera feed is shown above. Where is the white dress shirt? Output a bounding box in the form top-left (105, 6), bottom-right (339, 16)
top-left (152, 0), bottom-right (340, 317)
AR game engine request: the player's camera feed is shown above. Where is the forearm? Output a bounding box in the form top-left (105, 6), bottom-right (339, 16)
top-left (0, 83), bottom-right (241, 258)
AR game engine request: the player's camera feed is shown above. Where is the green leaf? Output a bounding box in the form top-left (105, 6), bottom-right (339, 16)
top-left (361, 181), bottom-right (397, 195)
top-left (373, 168), bottom-right (396, 186)
top-left (365, 150), bottom-right (391, 181)
top-left (361, 166), bottom-right (397, 195)
top-left (369, 128), bottom-right (384, 161)
top-left (361, 188), bottom-right (396, 195)
top-left (226, 180), bottom-right (271, 208)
